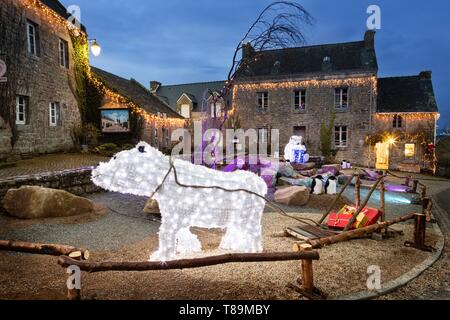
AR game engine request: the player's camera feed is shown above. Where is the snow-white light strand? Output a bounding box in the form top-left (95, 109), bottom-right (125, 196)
top-left (92, 142), bottom-right (268, 261)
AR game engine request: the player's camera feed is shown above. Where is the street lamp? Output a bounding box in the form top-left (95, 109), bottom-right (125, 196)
top-left (88, 39), bottom-right (101, 57)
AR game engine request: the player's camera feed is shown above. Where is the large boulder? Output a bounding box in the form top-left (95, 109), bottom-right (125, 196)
top-left (1, 186), bottom-right (95, 219)
top-left (274, 186), bottom-right (310, 206)
top-left (319, 164), bottom-right (341, 176)
top-left (278, 162), bottom-right (295, 178)
top-left (299, 168), bottom-right (317, 177)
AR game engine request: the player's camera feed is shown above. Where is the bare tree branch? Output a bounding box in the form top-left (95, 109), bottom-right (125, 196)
top-left (199, 1), bottom-right (314, 166)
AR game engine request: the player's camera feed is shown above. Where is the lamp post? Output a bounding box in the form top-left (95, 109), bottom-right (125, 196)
top-left (88, 39), bottom-right (101, 57)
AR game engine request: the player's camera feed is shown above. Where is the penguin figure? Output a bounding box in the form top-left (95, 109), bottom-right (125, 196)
top-left (311, 175), bottom-right (324, 195)
top-left (325, 176), bottom-right (337, 195)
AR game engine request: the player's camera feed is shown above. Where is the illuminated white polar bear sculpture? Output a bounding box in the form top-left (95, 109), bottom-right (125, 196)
top-left (92, 142), bottom-right (268, 261)
top-left (284, 136), bottom-right (310, 164)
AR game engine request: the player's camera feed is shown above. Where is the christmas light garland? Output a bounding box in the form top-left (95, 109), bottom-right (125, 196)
top-left (86, 71), bottom-right (186, 127)
top-left (374, 112), bottom-right (440, 121)
top-left (21, 0), bottom-right (72, 31)
top-left (21, 0), bottom-right (185, 128)
top-left (234, 76), bottom-right (377, 91)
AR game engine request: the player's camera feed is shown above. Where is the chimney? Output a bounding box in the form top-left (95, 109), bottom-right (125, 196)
top-left (364, 30), bottom-right (376, 49)
top-left (242, 42), bottom-right (255, 60)
top-left (150, 81), bottom-right (161, 93)
top-left (419, 70), bottom-right (432, 80)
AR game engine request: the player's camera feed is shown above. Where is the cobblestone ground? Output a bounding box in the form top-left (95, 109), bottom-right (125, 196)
top-left (0, 153), bottom-right (108, 179)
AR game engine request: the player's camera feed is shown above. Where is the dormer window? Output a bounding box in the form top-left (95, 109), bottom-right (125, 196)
top-left (211, 103), bottom-right (221, 118)
top-left (180, 104), bottom-right (190, 119)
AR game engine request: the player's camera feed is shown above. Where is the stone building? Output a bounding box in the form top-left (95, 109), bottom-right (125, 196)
top-left (92, 67), bottom-right (185, 151)
top-left (232, 30), bottom-right (440, 171)
top-left (0, 0), bottom-right (184, 161)
top-left (0, 0), bottom-right (82, 160)
top-left (152, 80), bottom-right (231, 121)
top-left (372, 72), bottom-right (439, 172)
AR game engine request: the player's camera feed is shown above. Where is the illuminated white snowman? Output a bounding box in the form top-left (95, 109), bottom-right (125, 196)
top-left (92, 142), bottom-right (268, 261)
top-left (284, 136), bottom-right (310, 164)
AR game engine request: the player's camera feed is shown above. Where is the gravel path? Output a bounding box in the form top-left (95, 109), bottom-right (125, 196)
top-left (0, 192), bottom-right (159, 251)
top-left (0, 172), bottom-right (448, 300)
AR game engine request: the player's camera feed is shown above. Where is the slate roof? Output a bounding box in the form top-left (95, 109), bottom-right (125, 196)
top-left (91, 67), bottom-right (183, 119)
top-left (155, 81), bottom-right (230, 112)
top-left (377, 73), bottom-right (439, 113)
top-left (40, 0), bottom-right (86, 32)
top-left (240, 38), bottom-right (377, 79)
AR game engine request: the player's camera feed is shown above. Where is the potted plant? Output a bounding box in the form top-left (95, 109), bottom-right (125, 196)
top-left (71, 123), bottom-right (101, 152)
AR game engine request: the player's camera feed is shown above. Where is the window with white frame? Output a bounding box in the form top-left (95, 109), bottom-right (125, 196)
top-left (335, 126), bottom-right (348, 147)
top-left (180, 104), bottom-right (190, 119)
top-left (258, 127), bottom-right (269, 144)
top-left (393, 115), bottom-right (403, 128)
top-left (294, 89), bottom-right (306, 111)
top-left (257, 92), bottom-right (269, 112)
top-left (335, 88), bottom-right (348, 109)
top-left (27, 20), bottom-right (39, 56)
top-left (59, 39), bottom-right (69, 68)
top-left (16, 95), bottom-right (28, 125)
top-left (49, 102), bottom-right (60, 126)
top-left (211, 103), bottom-right (221, 118)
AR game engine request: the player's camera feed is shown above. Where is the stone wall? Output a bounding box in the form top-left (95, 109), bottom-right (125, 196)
top-left (0, 0), bottom-right (81, 159)
top-left (233, 74), bottom-right (375, 166)
top-left (141, 120), bottom-right (182, 152)
top-left (0, 168), bottom-right (101, 201)
top-left (0, 117), bottom-right (12, 160)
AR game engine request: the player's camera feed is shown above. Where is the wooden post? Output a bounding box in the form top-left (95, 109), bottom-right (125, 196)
top-left (414, 213), bottom-right (426, 248)
top-left (405, 199), bottom-right (434, 252)
top-left (380, 179), bottom-right (386, 223)
top-left (355, 176), bottom-right (361, 209)
top-left (421, 185), bottom-right (427, 199)
top-left (412, 180), bottom-right (419, 193)
top-left (424, 198), bottom-right (433, 222)
top-left (299, 244), bottom-right (314, 294)
top-left (404, 176), bottom-right (411, 187)
top-left (379, 179), bottom-right (386, 235)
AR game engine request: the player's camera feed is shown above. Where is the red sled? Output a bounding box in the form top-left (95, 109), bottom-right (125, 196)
top-left (328, 205), bottom-right (382, 230)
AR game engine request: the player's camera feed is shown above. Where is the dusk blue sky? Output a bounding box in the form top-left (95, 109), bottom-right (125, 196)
top-left (60, 0), bottom-right (450, 128)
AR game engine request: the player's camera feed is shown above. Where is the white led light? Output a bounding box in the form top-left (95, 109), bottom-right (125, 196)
top-left (92, 142), bottom-right (268, 261)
